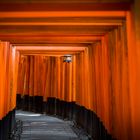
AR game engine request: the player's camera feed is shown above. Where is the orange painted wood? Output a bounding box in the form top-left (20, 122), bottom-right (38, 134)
top-left (126, 10), bottom-right (140, 140)
top-left (0, 35), bottom-right (101, 44)
top-left (0, 11), bottom-right (126, 18)
top-left (0, 3), bottom-right (131, 12)
top-left (0, 42), bottom-right (6, 119)
top-left (11, 47), bottom-right (19, 110)
top-left (0, 42), bottom-right (19, 120)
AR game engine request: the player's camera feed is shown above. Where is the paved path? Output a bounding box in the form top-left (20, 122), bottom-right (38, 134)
top-left (16, 110), bottom-right (86, 140)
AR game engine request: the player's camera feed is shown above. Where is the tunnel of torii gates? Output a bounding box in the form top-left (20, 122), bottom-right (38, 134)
top-left (0, 0), bottom-right (140, 140)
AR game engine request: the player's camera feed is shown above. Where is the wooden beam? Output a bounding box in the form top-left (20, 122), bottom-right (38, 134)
top-left (19, 52), bottom-right (81, 55)
top-left (0, 3), bottom-right (131, 11)
top-left (0, 22), bottom-right (122, 26)
top-left (0, 35), bottom-right (101, 44)
top-left (0, 11), bottom-right (126, 18)
top-left (15, 46), bottom-right (86, 51)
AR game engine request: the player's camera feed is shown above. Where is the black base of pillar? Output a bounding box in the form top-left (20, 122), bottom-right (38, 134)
top-left (46, 97), bottom-right (56, 115)
top-left (0, 109), bottom-right (16, 140)
top-left (16, 95), bottom-right (116, 140)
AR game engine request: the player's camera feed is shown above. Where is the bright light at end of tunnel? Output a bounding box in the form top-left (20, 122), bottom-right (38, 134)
top-left (16, 113), bottom-right (41, 117)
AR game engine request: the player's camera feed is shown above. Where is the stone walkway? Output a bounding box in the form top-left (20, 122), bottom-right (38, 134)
top-left (16, 110), bottom-right (89, 140)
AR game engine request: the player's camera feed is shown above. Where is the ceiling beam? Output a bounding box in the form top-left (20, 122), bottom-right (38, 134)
top-left (0, 11), bottom-right (126, 18)
top-left (0, 22), bottom-right (123, 26)
top-left (15, 46), bottom-right (86, 51)
top-left (0, 35), bottom-right (101, 44)
top-left (0, 3), bottom-right (131, 11)
top-left (19, 53), bottom-right (79, 56)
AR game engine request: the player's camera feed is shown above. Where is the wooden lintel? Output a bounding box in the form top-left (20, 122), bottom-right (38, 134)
top-left (0, 3), bottom-right (131, 12)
